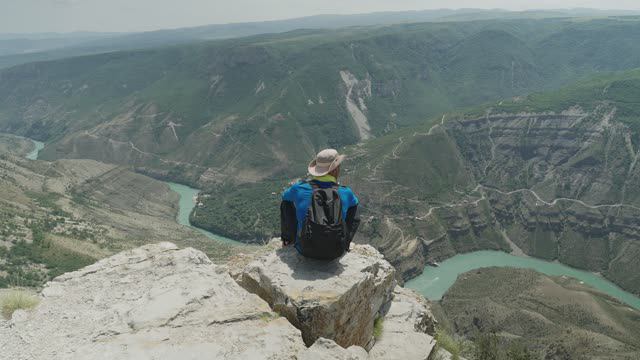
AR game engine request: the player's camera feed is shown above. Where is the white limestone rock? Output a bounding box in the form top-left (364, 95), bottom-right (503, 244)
top-left (369, 287), bottom-right (437, 360)
top-left (238, 244), bottom-right (397, 349)
top-left (10, 309), bottom-right (29, 324)
top-left (0, 242), bottom-right (305, 360)
top-left (298, 338), bottom-right (369, 360)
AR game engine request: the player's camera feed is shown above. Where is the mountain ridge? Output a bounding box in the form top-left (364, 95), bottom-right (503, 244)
top-left (5, 18), bottom-right (640, 187)
top-left (3, 8), bottom-right (640, 69)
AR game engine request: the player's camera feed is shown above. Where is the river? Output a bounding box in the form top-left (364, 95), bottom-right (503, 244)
top-left (18, 136), bottom-right (241, 246)
top-left (166, 182), bottom-right (244, 246)
top-left (18, 138), bottom-right (640, 309)
top-left (405, 250), bottom-right (640, 310)
top-left (26, 140), bottom-right (44, 160)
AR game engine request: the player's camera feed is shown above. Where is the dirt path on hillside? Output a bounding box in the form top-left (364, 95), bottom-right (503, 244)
top-left (481, 185), bottom-right (640, 212)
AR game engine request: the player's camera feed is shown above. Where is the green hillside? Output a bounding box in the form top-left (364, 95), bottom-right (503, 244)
top-left (437, 268), bottom-right (640, 359)
top-left (4, 18), bottom-right (640, 188)
top-left (0, 150), bottom-right (244, 288)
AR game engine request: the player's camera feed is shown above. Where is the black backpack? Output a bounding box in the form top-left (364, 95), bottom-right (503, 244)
top-left (300, 182), bottom-right (347, 260)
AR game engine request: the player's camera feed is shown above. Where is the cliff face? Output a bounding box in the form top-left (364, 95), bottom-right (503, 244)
top-left (450, 107), bottom-right (640, 293)
top-left (350, 105), bottom-right (640, 295)
top-left (0, 241), bottom-right (437, 359)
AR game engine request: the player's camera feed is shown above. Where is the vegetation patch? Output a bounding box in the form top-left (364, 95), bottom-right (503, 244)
top-left (0, 234), bottom-right (96, 288)
top-left (190, 181), bottom-right (284, 242)
top-left (434, 328), bottom-right (464, 360)
top-left (373, 317), bottom-right (384, 339)
top-left (473, 332), bottom-right (533, 360)
top-left (439, 268), bottom-right (640, 359)
top-left (1, 289), bottom-right (39, 319)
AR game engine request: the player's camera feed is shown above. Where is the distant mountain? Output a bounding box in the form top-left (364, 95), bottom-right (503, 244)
top-left (2, 8), bottom-right (640, 69)
top-left (0, 34), bottom-right (117, 57)
top-left (3, 17), bottom-right (640, 183)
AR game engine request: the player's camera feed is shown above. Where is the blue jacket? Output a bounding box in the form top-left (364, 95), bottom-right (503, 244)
top-left (280, 178), bottom-right (360, 253)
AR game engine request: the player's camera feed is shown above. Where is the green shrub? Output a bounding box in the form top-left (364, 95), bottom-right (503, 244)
top-left (373, 317), bottom-right (384, 339)
top-left (506, 343), bottom-right (533, 360)
top-left (474, 332), bottom-right (500, 360)
top-left (435, 328), bottom-right (462, 360)
top-left (1, 290), bottom-right (39, 319)
top-left (473, 332), bottom-right (534, 360)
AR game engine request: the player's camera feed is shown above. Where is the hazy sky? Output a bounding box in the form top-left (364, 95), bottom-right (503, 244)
top-left (2, 0), bottom-right (640, 33)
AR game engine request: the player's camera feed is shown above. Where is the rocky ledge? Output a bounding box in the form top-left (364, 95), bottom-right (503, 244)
top-left (1, 241), bottom-right (437, 359)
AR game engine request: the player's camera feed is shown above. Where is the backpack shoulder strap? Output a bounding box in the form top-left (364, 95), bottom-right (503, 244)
top-left (308, 180), bottom-right (319, 189)
top-left (306, 179), bottom-right (340, 189)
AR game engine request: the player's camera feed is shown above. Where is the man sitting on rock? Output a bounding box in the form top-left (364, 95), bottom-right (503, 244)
top-left (280, 149), bottom-right (360, 260)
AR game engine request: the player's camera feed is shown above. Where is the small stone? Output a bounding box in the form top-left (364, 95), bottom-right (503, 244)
top-left (10, 309), bottom-right (29, 324)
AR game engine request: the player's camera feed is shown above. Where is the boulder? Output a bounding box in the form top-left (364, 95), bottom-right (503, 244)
top-left (298, 338), bottom-right (369, 360)
top-left (0, 242), bottom-right (305, 360)
top-left (369, 287), bottom-right (437, 360)
top-left (238, 243), bottom-right (397, 349)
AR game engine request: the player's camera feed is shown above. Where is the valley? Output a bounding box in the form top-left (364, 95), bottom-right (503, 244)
top-left (166, 181), bottom-right (250, 246)
top-left (3, 11), bottom-right (640, 359)
top-left (4, 16), bottom-right (640, 296)
top-left (0, 136), bottom-right (245, 287)
top-left (341, 71), bottom-right (640, 298)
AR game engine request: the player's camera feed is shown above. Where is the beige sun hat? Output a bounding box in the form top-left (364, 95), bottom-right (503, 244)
top-left (308, 149), bottom-right (346, 176)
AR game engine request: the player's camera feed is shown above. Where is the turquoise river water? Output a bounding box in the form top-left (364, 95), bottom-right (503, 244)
top-left (26, 140), bottom-right (44, 160)
top-left (166, 182), bottom-right (242, 246)
top-left (405, 250), bottom-right (640, 310)
top-left (20, 138), bottom-right (640, 309)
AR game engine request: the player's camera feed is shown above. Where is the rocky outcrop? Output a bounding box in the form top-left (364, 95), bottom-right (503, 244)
top-left (0, 243), bottom-right (306, 360)
top-left (237, 243), bottom-right (397, 349)
top-left (370, 287), bottom-right (437, 360)
top-left (1, 242), bottom-right (439, 359)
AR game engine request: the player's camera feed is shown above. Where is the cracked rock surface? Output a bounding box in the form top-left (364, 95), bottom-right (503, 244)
top-left (369, 287), bottom-right (437, 360)
top-left (237, 243), bottom-right (397, 349)
top-left (1, 241), bottom-right (439, 359)
top-left (0, 242), bottom-right (305, 360)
